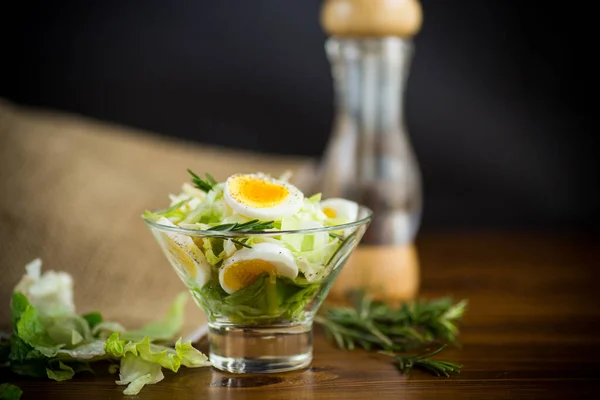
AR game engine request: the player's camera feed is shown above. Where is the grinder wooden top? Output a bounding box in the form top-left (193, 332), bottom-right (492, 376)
top-left (320, 0), bottom-right (422, 38)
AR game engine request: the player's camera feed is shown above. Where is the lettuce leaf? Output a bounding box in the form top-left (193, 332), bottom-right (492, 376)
top-left (202, 238), bottom-right (225, 265)
top-left (176, 340), bottom-right (210, 368)
top-left (6, 260), bottom-right (211, 397)
top-left (46, 360), bottom-right (94, 381)
top-left (91, 321), bottom-right (126, 339)
top-left (10, 292), bottom-right (109, 364)
top-left (10, 292), bottom-right (30, 329)
top-left (82, 312), bottom-right (103, 330)
top-left (277, 279), bottom-right (321, 320)
top-left (143, 199), bottom-right (190, 223)
top-left (46, 361), bottom-right (75, 381)
top-left (55, 341), bottom-right (107, 360)
top-left (105, 333), bottom-right (209, 394)
top-left (8, 336), bottom-right (48, 378)
top-left (0, 383), bottom-right (22, 400)
top-left (120, 292), bottom-right (188, 342)
top-left (13, 258), bottom-right (75, 318)
top-left (105, 334), bottom-right (209, 373)
top-left (0, 336), bottom-right (10, 363)
top-left (45, 314), bottom-right (92, 346)
top-left (308, 193), bottom-right (322, 203)
top-left (15, 297), bottom-right (62, 357)
top-left (115, 353), bottom-right (164, 395)
top-left (194, 275), bottom-right (320, 324)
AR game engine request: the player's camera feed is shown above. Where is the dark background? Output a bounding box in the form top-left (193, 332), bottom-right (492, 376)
top-left (2, 0), bottom-right (597, 231)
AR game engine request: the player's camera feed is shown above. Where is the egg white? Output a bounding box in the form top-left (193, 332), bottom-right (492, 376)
top-left (320, 198), bottom-right (359, 224)
top-left (223, 173), bottom-right (304, 221)
top-left (219, 242), bottom-right (298, 294)
top-left (155, 217), bottom-right (211, 288)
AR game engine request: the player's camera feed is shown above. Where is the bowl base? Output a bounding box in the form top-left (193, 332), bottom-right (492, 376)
top-left (208, 323), bottom-right (313, 374)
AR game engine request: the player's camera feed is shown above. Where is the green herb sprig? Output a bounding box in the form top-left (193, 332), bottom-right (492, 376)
top-left (208, 220), bottom-right (275, 248)
top-left (388, 345), bottom-right (462, 377)
top-left (315, 291), bottom-right (467, 377)
top-left (211, 220), bottom-right (274, 232)
top-left (187, 169), bottom-right (217, 193)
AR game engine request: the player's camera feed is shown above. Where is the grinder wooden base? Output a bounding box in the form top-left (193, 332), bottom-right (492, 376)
top-left (327, 244), bottom-right (420, 305)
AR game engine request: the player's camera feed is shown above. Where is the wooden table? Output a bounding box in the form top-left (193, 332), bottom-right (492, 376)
top-left (5, 233), bottom-right (600, 399)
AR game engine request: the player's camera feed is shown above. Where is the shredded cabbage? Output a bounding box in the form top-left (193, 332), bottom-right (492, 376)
top-left (144, 170), bottom-right (362, 325)
top-left (158, 172), bottom-right (359, 284)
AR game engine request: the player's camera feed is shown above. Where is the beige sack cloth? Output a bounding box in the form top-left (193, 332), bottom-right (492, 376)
top-left (0, 99), bottom-right (316, 335)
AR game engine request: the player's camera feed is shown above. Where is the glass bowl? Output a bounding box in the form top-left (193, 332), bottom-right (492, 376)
top-left (143, 206), bottom-right (372, 373)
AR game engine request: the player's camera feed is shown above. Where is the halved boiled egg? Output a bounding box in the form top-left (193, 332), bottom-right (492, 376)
top-left (320, 198), bottom-right (359, 224)
top-left (224, 173), bottom-right (303, 220)
top-left (156, 217), bottom-right (211, 288)
top-left (219, 242), bottom-right (298, 294)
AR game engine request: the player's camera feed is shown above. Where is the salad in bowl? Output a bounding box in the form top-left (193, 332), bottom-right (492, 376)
top-left (142, 170), bottom-right (371, 373)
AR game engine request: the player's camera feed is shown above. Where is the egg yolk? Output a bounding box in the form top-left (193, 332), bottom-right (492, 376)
top-left (222, 259), bottom-right (276, 291)
top-left (164, 236), bottom-right (197, 278)
top-left (229, 176), bottom-right (289, 208)
top-left (323, 207), bottom-right (337, 218)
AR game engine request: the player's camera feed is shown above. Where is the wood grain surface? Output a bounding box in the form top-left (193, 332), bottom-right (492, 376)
top-left (3, 232), bottom-right (599, 399)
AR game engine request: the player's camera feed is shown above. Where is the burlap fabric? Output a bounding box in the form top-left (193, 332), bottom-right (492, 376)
top-left (0, 99), bottom-right (316, 335)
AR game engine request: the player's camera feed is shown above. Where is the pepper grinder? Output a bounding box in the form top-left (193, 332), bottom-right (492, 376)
top-left (317, 0), bottom-right (423, 303)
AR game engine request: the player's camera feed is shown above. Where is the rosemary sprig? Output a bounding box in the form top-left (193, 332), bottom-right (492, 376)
top-left (187, 169), bottom-right (217, 193)
top-left (315, 291), bottom-right (467, 377)
top-left (230, 239), bottom-right (252, 249)
top-left (207, 220), bottom-right (274, 249)
top-left (211, 219), bottom-right (274, 232)
top-left (389, 345), bottom-right (462, 377)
